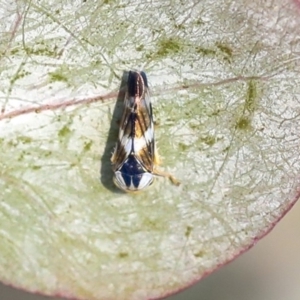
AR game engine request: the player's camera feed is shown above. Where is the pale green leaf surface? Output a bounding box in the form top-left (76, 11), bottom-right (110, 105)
top-left (0, 0), bottom-right (299, 300)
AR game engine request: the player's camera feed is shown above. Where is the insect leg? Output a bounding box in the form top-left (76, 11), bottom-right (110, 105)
top-left (153, 167), bottom-right (180, 186)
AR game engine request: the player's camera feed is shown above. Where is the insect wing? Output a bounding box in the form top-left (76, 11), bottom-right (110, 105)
top-left (111, 72), bottom-right (156, 191)
top-left (128, 71), bottom-right (154, 171)
top-left (133, 88), bottom-right (154, 171)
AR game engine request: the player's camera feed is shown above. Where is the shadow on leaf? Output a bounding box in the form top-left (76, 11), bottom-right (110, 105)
top-left (99, 71), bottom-right (128, 193)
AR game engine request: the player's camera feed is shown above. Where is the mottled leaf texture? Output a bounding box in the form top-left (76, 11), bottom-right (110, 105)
top-left (0, 1), bottom-right (299, 300)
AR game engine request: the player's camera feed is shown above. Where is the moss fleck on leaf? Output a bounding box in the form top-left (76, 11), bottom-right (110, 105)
top-left (178, 143), bottom-right (189, 151)
top-left (58, 125), bottom-right (71, 137)
top-left (83, 140), bottom-right (92, 152)
top-left (118, 252), bottom-right (129, 258)
top-left (201, 136), bottom-right (216, 146)
top-left (194, 18), bottom-right (204, 25)
top-left (234, 81), bottom-right (258, 131)
top-left (156, 37), bottom-right (183, 57)
top-left (216, 42), bottom-right (233, 58)
top-left (32, 165), bottom-right (41, 170)
top-left (245, 80), bottom-right (257, 113)
top-left (136, 45), bottom-right (144, 51)
top-left (236, 117), bottom-right (251, 130)
top-left (44, 151), bottom-right (52, 157)
top-left (10, 70), bottom-right (30, 85)
top-left (195, 46), bottom-right (216, 56)
top-left (18, 136), bottom-right (32, 144)
top-left (49, 71), bottom-right (68, 83)
top-left (194, 250), bottom-right (205, 258)
top-left (24, 45), bottom-right (58, 58)
top-left (185, 225), bottom-right (193, 237)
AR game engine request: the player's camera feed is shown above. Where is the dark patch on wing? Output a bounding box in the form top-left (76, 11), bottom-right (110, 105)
top-left (140, 71), bottom-right (148, 88)
top-left (120, 155), bottom-right (146, 188)
top-left (137, 143), bottom-right (154, 171)
top-left (127, 71), bottom-right (144, 98)
top-left (135, 106), bottom-right (150, 138)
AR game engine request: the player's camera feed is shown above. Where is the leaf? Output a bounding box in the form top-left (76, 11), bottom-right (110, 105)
top-left (0, 0), bottom-right (299, 300)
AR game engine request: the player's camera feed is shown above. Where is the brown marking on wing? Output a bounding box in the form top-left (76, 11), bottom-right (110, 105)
top-left (120, 106), bottom-right (133, 136)
top-left (135, 106), bottom-right (151, 138)
top-left (111, 141), bottom-right (127, 171)
top-left (136, 144), bottom-right (154, 172)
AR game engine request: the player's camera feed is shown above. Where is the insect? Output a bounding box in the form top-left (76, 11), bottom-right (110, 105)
top-left (111, 71), bottom-right (180, 192)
